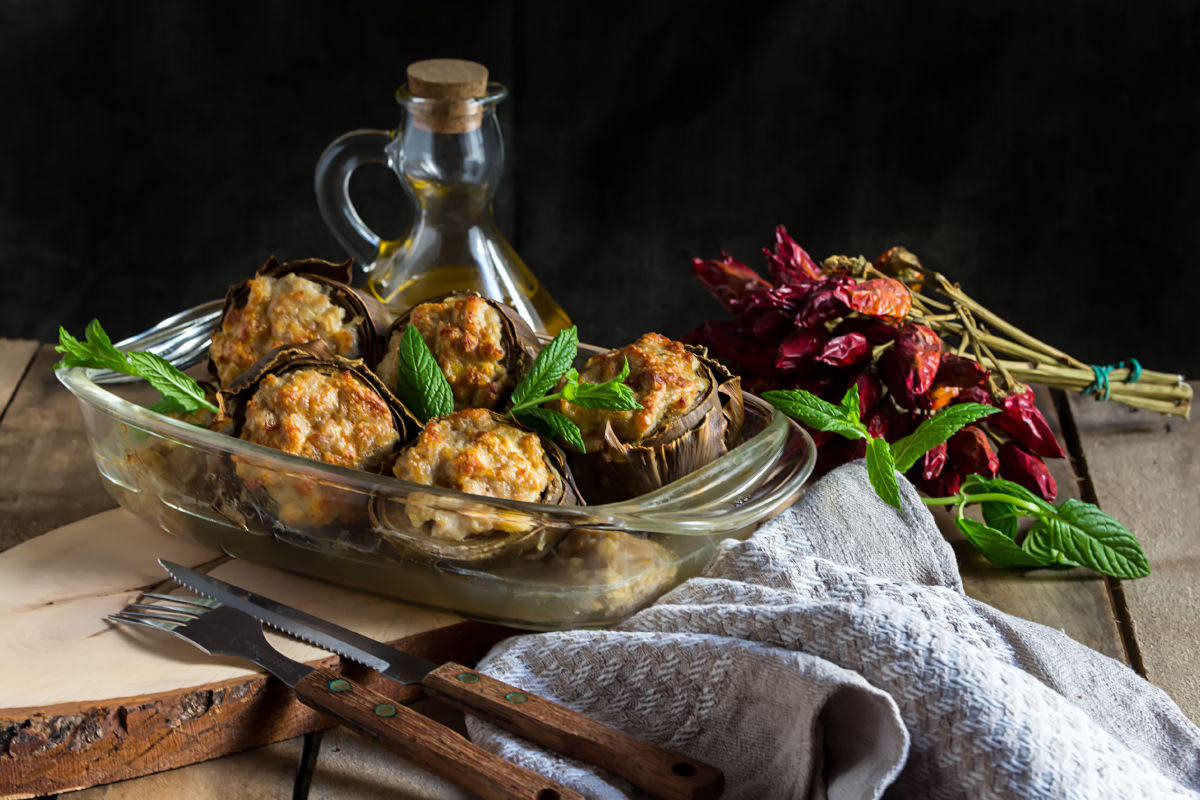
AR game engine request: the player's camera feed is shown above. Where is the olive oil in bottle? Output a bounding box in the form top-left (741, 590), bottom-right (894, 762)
top-left (316, 59), bottom-right (571, 335)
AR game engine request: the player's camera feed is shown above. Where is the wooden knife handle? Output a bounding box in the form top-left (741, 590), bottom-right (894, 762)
top-left (424, 662), bottom-right (725, 800)
top-left (294, 668), bottom-right (582, 800)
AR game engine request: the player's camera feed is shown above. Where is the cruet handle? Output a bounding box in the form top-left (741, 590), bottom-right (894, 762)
top-left (313, 128), bottom-right (396, 274)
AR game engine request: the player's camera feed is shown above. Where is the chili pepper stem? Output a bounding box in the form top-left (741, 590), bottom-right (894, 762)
top-left (931, 273), bottom-right (1088, 370)
top-left (954, 304), bottom-right (1019, 393)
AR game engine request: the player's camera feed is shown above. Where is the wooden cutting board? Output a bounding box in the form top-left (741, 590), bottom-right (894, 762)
top-left (0, 509), bottom-right (515, 799)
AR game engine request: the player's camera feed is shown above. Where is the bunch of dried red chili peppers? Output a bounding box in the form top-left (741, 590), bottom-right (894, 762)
top-left (686, 227), bottom-right (1192, 500)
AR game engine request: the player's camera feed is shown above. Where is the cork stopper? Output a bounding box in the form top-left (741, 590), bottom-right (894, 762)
top-left (405, 59), bottom-right (489, 133)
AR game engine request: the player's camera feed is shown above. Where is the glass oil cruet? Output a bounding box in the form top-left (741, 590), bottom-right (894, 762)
top-left (314, 58), bottom-right (571, 335)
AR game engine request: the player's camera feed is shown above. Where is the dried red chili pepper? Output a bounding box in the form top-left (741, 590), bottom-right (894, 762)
top-left (935, 353), bottom-right (989, 388)
top-left (879, 323), bottom-right (943, 408)
top-left (763, 285), bottom-right (809, 314)
top-left (915, 467), bottom-right (962, 498)
top-left (832, 316), bottom-right (899, 345)
top-left (874, 245), bottom-right (925, 290)
top-left (998, 441), bottom-right (1058, 501)
top-left (765, 225), bottom-right (823, 284)
top-left (988, 387), bottom-right (1067, 459)
top-left (685, 320), bottom-right (780, 379)
top-left (775, 328), bottom-right (827, 372)
top-left (919, 441), bottom-right (948, 481)
top-left (816, 332), bottom-right (870, 368)
top-left (846, 277), bottom-right (912, 322)
top-left (789, 368), bottom-right (842, 399)
top-left (795, 278), bottom-right (853, 327)
top-left (948, 425), bottom-right (999, 478)
top-left (853, 372), bottom-right (884, 416)
top-left (953, 386), bottom-right (994, 406)
top-left (916, 383), bottom-right (961, 411)
top-left (691, 253), bottom-right (772, 317)
top-left (750, 309), bottom-right (794, 343)
top-left (862, 402), bottom-right (891, 440)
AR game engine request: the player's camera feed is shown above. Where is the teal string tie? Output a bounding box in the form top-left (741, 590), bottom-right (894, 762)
top-left (1083, 358), bottom-right (1143, 401)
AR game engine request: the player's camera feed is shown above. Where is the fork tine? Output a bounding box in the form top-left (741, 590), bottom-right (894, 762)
top-left (127, 602), bottom-right (201, 619)
top-left (109, 613), bottom-right (179, 632)
top-left (115, 610), bottom-right (188, 628)
top-left (141, 592), bottom-right (216, 608)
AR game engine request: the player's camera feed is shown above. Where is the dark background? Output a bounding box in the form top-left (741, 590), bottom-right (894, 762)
top-left (3, 1), bottom-right (1198, 377)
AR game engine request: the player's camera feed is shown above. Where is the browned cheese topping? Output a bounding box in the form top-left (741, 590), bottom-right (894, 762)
top-left (210, 274), bottom-right (361, 385)
top-left (377, 295), bottom-right (510, 409)
top-left (240, 369), bottom-right (399, 471)
top-left (559, 332), bottom-right (708, 444)
top-left (392, 409), bottom-right (553, 540)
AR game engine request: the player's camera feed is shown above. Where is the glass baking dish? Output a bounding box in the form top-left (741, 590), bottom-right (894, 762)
top-left (57, 349), bottom-right (814, 630)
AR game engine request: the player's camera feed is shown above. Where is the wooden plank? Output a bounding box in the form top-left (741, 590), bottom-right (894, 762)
top-left (0, 344), bottom-right (115, 552)
top-left (58, 738), bottom-right (305, 800)
top-left (0, 509), bottom-right (511, 798)
top-left (948, 387), bottom-right (1126, 661)
top-left (1064, 383), bottom-right (1200, 725)
top-left (0, 339), bottom-right (38, 423)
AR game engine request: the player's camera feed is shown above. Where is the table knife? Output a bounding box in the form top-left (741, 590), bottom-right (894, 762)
top-left (160, 559), bottom-right (724, 800)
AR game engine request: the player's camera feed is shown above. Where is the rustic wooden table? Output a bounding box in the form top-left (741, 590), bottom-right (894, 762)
top-left (2, 338), bottom-right (1196, 798)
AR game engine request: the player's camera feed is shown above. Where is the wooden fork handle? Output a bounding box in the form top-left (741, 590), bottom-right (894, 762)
top-left (424, 662), bottom-right (725, 800)
top-left (294, 668), bottom-right (581, 800)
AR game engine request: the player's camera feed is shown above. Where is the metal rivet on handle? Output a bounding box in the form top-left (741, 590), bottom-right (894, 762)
top-left (327, 678), bottom-right (351, 693)
top-left (457, 672), bottom-right (479, 683)
top-left (374, 703), bottom-right (397, 717)
top-left (505, 692), bottom-right (527, 704)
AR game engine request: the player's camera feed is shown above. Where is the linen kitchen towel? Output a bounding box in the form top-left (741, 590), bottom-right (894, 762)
top-left (467, 462), bottom-right (1200, 799)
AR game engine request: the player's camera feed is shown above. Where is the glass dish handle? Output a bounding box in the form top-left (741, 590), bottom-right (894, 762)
top-left (314, 128), bottom-right (395, 274)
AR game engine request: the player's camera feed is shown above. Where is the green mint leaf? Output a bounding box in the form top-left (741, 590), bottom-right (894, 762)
top-left (396, 325), bottom-right (454, 423)
top-left (126, 352), bottom-right (217, 414)
top-left (148, 397), bottom-right (189, 416)
top-left (980, 500), bottom-right (1024, 540)
top-left (957, 517), bottom-right (1052, 568)
top-left (1026, 499), bottom-right (1150, 579)
top-left (515, 407), bottom-right (586, 453)
top-left (865, 436), bottom-right (903, 509)
top-left (560, 369), bottom-right (580, 403)
top-left (510, 326), bottom-right (578, 409)
top-left (763, 389), bottom-right (867, 440)
top-left (55, 323), bottom-right (128, 372)
top-left (1022, 523), bottom-right (1082, 568)
top-left (890, 403), bottom-right (999, 473)
top-left (960, 475), bottom-right (1056, 514)
top-left (841, 383), bottom-right (861, 422)
top-left (86, 318), bottom-right (114, 349)
top-left (571, 365), bottom-right (642, 413)
top-left (56, 321), bottom-right (217, 415)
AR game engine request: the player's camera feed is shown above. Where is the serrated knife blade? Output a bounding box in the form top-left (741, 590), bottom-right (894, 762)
top-left (156, 558), bottom-right (725, 800)
top-left (159, 559), bottom-right (436, 684)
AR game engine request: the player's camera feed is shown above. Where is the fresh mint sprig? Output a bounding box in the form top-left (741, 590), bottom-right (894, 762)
top-left (763, 386), bottom-right (996, 509)
top-left (764, 387), bottom-right (1149, 579)
top-left (507, 326), bottom-right (641, 451)
top-left (925, 476), bottom-right (1150, 579)
top-left (56, 320), bottom-right (218, 417)
top-left (393, 325), bottom-right (454, 423)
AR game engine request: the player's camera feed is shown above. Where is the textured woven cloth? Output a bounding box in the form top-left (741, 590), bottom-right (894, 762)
top-left (467, 462), bottom-right (1200, 799)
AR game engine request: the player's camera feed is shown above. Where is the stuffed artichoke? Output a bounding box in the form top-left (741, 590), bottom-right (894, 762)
top-left (556, 332), bottom-right (744, 503)
top-left (209, 256), bottom-right (390, 387)
top-left (374, 292), bottom-right (538, 411)
top-left (372, 408), bottom-right (581, 563)
top-left (216, 345), bottom-right (419, 534)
